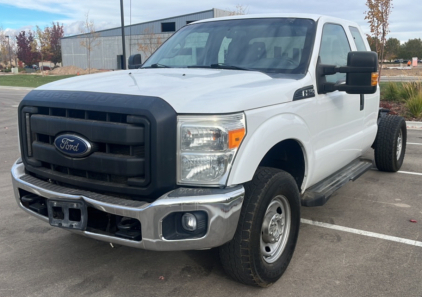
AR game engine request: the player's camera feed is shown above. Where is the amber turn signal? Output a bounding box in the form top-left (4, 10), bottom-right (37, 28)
top-left (371, 72), bottom-right (379, 86)
top-left (228, 128), bottom-right (246, 149)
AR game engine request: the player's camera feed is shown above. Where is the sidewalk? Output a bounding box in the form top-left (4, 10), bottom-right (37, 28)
top-left (407, 121), bottom-right (422, 129)
top-left (0, 86), bottom-right (34, 91)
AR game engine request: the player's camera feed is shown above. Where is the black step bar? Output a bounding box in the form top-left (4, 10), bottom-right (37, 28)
top-left (301, 158), bottom-right (373, 207)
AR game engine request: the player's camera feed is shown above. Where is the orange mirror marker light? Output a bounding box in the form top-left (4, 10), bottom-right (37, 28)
top-left (228, 128), bottom-right (246, 149)
top-left (371, 72), bottom-right (379, 86)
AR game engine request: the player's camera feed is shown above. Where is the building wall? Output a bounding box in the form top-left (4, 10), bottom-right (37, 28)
top-left (62, 33), bottom-right (172, 69)
top-left (61, 9), bottom-right (231, 70)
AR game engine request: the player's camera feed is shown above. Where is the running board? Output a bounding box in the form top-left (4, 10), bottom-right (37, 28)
top-left (301, 158), bottom-right (373, 207)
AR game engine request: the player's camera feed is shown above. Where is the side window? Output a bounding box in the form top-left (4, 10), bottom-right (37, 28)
top-left (319, 24), bottom-right (351, 83)
top-left (349, 27), bottom-right (367, 51)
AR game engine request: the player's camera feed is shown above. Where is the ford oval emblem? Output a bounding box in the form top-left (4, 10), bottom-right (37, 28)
top-left (54, 134), bottom-right (92, 158)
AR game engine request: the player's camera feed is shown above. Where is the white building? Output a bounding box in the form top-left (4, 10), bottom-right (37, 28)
top-left (61, 8), bottom-right (231, 70)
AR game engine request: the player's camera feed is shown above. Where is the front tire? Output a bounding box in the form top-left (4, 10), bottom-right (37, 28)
top-left (219, 167), bottom-right (301, 287)
top-left (374, 115), bottom-right (407, 172)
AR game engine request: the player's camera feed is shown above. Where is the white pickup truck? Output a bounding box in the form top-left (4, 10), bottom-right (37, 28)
top-left (11, 14), bottom-right (407, 287)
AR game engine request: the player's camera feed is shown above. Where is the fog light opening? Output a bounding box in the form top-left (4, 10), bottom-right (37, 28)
top-left (182, 213), bottom-right (197, 231)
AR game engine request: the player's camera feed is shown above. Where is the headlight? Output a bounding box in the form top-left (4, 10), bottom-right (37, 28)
top-left (177, 113), bottom-right (246, 186)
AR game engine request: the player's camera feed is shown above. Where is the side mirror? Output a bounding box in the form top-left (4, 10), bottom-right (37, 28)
top-left (128, 54), bottom-right (142, 69)
top-left (316, 51), bottom-right (378, 94)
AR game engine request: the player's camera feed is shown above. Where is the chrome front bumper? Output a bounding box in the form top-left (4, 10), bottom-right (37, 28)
top-left (11, 159), bottom-right (244, 251)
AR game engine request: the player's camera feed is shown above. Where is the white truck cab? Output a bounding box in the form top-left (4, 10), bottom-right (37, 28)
top-left (11, 14), bottom-right (406, 287)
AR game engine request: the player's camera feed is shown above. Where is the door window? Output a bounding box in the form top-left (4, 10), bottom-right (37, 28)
top-left (319, 24), bottom-right (351, 83)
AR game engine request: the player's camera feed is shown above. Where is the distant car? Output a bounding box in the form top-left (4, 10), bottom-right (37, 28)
top-left (32, 65), bottom-right (39, 70)
top-left (40, 66), bottom-right (51, 70)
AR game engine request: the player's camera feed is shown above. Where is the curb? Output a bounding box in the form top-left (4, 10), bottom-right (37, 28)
top-left (0, 86), bottom-right (34, 91)
top-left (407, 121), bottom-right (422, 129)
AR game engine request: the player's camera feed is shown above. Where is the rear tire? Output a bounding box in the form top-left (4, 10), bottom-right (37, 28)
top-left (219, 167), bottom-right (301, 287)
top-left (374, 115), bottom-right (407, 172)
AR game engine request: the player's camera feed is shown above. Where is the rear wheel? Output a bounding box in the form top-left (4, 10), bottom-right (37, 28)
top-left (374, 115), bottom-right (407, 172)
top-left (219, 167), bottom-right (301, 287)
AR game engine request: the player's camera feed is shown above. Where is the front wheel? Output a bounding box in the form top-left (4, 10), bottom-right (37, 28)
top-left (219, 167), bottom-right (301, 287)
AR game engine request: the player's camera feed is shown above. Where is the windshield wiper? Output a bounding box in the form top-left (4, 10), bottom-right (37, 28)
top-left (210, 63), bottom-right (250, 70)
top-left (186, 63), bottom-right (271, 76)
top-left (142, 63), bottom-right (171, 68)
top-left (187, 63), bottom-right (252, 71)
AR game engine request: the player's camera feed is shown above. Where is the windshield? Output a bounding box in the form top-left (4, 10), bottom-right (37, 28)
top-left (142, 18), bottom-right (316, 74)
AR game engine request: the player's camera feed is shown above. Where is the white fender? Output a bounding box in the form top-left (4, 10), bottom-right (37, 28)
top-left (228, 106), bottom-right (315, 193)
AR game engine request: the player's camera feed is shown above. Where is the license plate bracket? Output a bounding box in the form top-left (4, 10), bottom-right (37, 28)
top-left (47, 200), bottom-right (87, 230)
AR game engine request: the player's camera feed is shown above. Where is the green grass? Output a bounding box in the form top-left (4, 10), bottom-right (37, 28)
top-left (0, 74), bottom-right (75, 88)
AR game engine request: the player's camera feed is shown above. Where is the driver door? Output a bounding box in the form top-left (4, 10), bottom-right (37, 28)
top-left (312, 23), bottom-right (365, 181)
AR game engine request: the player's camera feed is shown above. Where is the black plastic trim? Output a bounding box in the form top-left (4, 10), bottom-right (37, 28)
top-left (293, 85), bottom-right (315, 101)
top-left (19, 90), bottom-right (177, 200)
top-left (31, 115), bottom-right (145, 145)
top-left (32, 142), bottom-right (145, 176)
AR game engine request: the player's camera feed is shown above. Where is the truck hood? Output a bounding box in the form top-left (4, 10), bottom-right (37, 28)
top-left (38, 69), bottom-right (308, 113)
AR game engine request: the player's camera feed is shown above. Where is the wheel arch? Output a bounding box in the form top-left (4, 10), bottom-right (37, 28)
top-left (227, 113), bottom-right (313, 192)
top-left (258, 139), bottom-right (307, 191)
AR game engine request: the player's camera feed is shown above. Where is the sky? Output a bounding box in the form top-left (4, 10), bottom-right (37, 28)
top-left (0, 0), bottom-right (420, 43)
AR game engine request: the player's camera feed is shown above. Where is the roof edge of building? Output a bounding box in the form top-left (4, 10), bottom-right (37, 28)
top-left (62, 8), bottom-right (224, 39)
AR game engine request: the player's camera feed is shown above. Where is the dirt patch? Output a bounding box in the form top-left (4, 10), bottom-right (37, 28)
top-left (48, 66), bottom-right (104, 76)
top-left (381, 65), bottom-right (422, 77)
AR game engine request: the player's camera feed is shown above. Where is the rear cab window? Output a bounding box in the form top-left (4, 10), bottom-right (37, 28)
top-left (349, 27), bottom-right (367, 51)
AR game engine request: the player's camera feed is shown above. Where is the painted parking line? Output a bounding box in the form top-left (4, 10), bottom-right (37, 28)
top-left (407, 142), bottom-right (422, 145)
top-left (301, 219), bottom-right (422, 248)
top-left (371, 168), bottom-right (422, 176)
top-left (398, 171), bottom-right (422, 176)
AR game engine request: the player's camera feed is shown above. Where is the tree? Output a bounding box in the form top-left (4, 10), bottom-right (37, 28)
top-left (79, 12), bottom-right (100, 73)
top-left (366, 35), bottom-right (381, 55)
top-left (137, 27), bottom-right (163, 60)
top-left (16, 31), bottom-right (39, 66)
top-left (384, 37), bottom-right (400, 60)
top-left (399, 39), bottom-right (422, 60)
top-left (365, 0), bottom-right (393, 79)
top-left (50, 22), bottom-right (64, 65)
top-left (0, 30), bottom-right (8, 66)
top-left (36, 26), bottom-right (52, 74)
top-left (228, 4), bottom-right (249, 15)
top-left (0, 27), bottom-right (16, 67)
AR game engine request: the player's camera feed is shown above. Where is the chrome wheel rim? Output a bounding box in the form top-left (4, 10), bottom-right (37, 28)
top-left (260, 195), bottom-right (291, 263)
top-left (397, 130), bottom-right (403, 160)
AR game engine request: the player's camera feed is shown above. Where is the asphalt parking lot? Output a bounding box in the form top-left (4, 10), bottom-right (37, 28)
top-left (1, 87), bottom-right (421, 297)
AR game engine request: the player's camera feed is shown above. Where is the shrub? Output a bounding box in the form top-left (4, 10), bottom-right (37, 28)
top-left (400, 81), bottom-right (422, 101)
top-left (406, 93), bottom-right (422, 118)
top-left (382, 82), bottom-right (400, 101)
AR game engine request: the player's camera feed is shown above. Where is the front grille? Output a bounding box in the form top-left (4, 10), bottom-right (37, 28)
top-left (19, 90), bottom-right (177, 201)
top-left (22, 106), bottom-right (150, 198)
